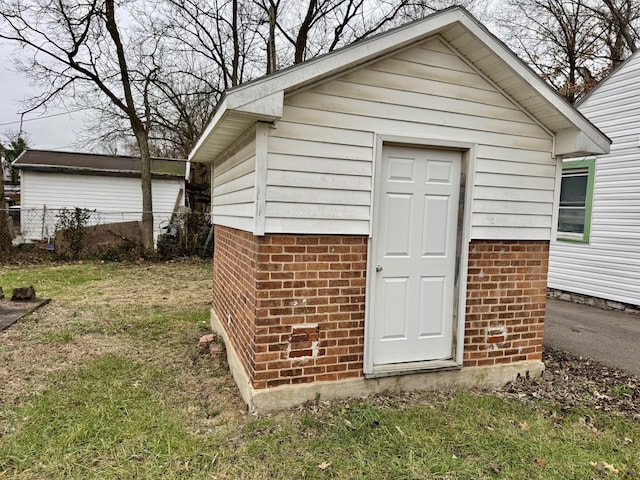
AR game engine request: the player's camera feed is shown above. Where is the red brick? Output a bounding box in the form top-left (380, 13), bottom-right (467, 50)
top-left (289, 349), bottom-right (313, 358)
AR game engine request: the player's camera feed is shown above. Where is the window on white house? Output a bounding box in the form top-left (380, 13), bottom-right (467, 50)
top-left (557, 159), bottom-right (595, 243)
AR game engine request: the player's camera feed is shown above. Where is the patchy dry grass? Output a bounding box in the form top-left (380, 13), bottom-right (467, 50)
top-left (2, 260), bottom-right (640, 479)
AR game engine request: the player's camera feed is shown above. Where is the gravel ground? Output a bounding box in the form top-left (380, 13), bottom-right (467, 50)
top-left (498, 346), bottom-right (640, 418)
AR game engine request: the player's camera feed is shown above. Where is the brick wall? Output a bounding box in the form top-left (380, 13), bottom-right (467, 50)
top-left (464, 240), bottom-right (549, 367)
top-left (213, 228), bottom-right (548, 392)
top-left (251, 235), bottom-right (367, 389)
top-left (212, 225), bottom-right (260, 379)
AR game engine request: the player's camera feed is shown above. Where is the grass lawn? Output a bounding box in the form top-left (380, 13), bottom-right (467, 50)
top-left (1, 260), bottom-right (639, 479)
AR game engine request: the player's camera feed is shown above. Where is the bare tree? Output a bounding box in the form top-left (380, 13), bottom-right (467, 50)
top-left (0, 0), bottom-right (163, 252)
top-left (498, 0), bottom-right (640, 103)
top-left (590, 0), bottom-right (639, 66)
top-left (253, 0), bottom-right (485, 71)
top-left (161, 0), bottom-right (263, 90)
top-left (6, 0), bottom-right (489, 196)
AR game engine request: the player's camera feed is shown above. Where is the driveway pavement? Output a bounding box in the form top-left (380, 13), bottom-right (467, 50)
top-left (544, 298), bottom-right (640, 377)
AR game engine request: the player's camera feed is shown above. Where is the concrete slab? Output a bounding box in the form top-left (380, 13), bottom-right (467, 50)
top-left (545, 298), bottom-right (640, 377)
top-left (0, 298), bottom-right (50, 331)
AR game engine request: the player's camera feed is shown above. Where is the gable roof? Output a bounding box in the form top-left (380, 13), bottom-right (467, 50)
top-left (189, 6), bottom-right (609, 164)
top-left (13, 149), bottom-right (188, 179)
top-left (576, 48), bottom-right (640, 108)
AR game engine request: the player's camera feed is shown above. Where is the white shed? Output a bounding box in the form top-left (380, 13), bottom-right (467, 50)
top-left (13, 150), bottom-right (187, 242)
top-left (190, 7), bottom-right (609, 412)
top-left (548, 50), bottom-right (640, 308)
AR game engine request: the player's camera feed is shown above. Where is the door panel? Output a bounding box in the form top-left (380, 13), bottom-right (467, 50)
top-left (372, 146), bottom-right (461, 366)
top-left (418, 276), bottom-right (445, 337)
top-left (384, 194), bottom-right (412, 257)
top-left (422, 195), bottom-right (450, 256)
top-left (380, 277), bottom-right (409, 340)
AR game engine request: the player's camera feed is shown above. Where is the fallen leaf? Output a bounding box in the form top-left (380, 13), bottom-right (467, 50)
top-left (489, 463), bottom-right (501, 473)
top-left (344, 419), bottom-right (355, 430)
top-left (395, 425), bottom-right (405, 436)
top-left (318, 461), bottom-right (331, 471)
top-left (590, 461), bottom-right (619, 475)
top-left (624, 437), bottom-right (633, 445)
top-left (518, 421), bottom-right (529, 431)
top-left (535, 458), bottom-right (546, 467)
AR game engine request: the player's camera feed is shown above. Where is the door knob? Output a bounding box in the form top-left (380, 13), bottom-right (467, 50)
top-left (376, 265), bottom-right (383, 272)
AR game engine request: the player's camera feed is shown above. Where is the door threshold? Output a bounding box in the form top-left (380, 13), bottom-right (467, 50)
top-left (366, 359), bottom-right (461, 379)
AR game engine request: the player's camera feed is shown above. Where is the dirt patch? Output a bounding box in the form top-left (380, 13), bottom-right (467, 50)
top-left (54, 220), bottom-right (143, 260)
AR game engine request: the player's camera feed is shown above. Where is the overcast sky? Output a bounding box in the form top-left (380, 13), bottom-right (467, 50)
top-left (0, 2), bottom-right (501, 154)
top-left (0, 41), bottom-right (90, 152)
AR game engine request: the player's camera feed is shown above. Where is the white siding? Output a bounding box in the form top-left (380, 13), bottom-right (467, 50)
top-left (20, 171), bottom-right (184, 241)
top-left (548, 52), bottom-right (640, 306)
top-left (211, 134), bottom-right (257, 232)
top-left (265, 37), bottom-right (554, 237)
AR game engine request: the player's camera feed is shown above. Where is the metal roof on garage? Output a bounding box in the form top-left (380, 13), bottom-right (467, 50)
top-left (13, 150), bottom-right (187, 179)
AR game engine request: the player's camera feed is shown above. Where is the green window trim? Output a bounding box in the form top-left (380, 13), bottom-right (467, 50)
top-left (557, 158), bottom-right (595, 243)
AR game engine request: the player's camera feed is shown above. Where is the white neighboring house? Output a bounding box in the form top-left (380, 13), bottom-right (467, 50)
top-left (548, 51), bottom-right (640, 307)
top-left (12, 149), bottom-right (188, 242)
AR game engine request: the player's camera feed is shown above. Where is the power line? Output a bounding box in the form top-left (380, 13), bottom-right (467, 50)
top-left (0, 108), bottom-right (86, 127)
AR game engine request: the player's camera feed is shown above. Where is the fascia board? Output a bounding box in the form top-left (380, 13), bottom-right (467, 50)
top-left (189, 96), bottom-right (230, 163)
top-left (227, 90), bottom-right (284, 118)
top-left (555, 128), bottom-right (610, 157)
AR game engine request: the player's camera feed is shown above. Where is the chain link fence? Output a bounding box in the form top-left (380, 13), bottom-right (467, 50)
top-left (14, 207), bottom-right (174, 243)
top-left (0, 206), bottom-right (212, 259)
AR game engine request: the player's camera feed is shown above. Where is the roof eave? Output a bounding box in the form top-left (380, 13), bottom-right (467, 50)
top-left (13, 164), bottom-right (185, 178)
top-left (189, 91), bottom-right (284, 164)
top-left (554, 128), bottom-right (611, 158)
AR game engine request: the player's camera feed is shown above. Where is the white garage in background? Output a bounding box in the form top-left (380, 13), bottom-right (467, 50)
top-left (13, 149), bottom-right (187, 242)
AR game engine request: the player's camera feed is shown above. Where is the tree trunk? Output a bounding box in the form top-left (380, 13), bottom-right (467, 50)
top-left (136, 131), bottom-right (154, 253)
top-left (267, 4), bottom-right (277, 74)
top-left (231, 0), bottom-right (240, 86)
top-left (0, 165), bottom-right (12, 253)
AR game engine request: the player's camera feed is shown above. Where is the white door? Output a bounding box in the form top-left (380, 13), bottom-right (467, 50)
top-left (372, 145), bottom-right (461, 366)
